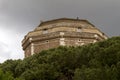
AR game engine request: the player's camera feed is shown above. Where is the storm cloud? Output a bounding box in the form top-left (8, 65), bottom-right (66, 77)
top-left (0, 42), bottom-right (11, 63)
top-left (0, 0), bottom-right (120, 62)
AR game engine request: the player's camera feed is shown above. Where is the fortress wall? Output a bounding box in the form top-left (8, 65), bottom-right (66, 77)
top-left (33, 38), bottom-right (60, 54)
top-left (64, 38), bottom-right (98, 46)
top-left (25, 44), bottom-right (31, 57)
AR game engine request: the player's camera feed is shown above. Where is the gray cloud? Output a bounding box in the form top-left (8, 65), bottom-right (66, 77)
top-left (0, 0), bottom-right (120, 62)
top-left (1, 0), bottom-right (120, 36)
top-left (0, 27), bottom-right (24, 63)
top-left (0, 42), bottom-right (11, 63)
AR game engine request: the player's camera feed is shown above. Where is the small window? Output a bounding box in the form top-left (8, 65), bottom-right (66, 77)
top-left (78, 27), bottom-right (82, 29)
top-left (78, 39), bottom-right (82, 42)
top-left (43, 28), bottom-right (48, 34)
top-left (43, 28), bottom-right (47, 30)
top-left (77, 27), bottom-right (82, 32)
top-left (102, 33), bottom-right (104, 35)
top-left (78, 39), bottom-right (83, 43)
top-left (46, 40), bottom-right (49, 43)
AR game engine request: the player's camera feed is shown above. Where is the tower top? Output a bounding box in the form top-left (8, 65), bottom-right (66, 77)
top-left (38, 18), bottom-right (95, 27)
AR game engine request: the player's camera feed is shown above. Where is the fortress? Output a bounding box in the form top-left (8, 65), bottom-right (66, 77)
top-left (22, 18), bottom-right (108, 57)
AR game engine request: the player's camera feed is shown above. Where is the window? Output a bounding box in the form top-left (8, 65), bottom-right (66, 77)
top-left (43, 28), bottom-right (48, 34)
top-left (46, 40), bottom-right (49, 43)
top-left (77, 27), bottom-right (82, 32)
top-left (78, 39), bottom-right (82, 42)
top-left (102, 33), bottom-right (104, 35)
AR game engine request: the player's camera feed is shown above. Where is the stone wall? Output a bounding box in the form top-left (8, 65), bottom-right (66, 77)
top-left (33, 38), bottom-right (60, 53)
top-left (24, 31), bottom-right (103, 56)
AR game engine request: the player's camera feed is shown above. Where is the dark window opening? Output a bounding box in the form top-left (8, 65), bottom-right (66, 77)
top-left (77, 27), bottom-right (82, 32)
top-left (43, 28), bottom-right (48, 34)
top-left (46, 40), bottom-right (49, 43)
top-left (78, 27), bottom-right (82, 29)
top-left (43, 28), bottom-right (48, 31)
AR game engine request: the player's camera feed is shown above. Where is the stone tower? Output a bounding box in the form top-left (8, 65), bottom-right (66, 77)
top-left (22, 18), bottom-right (108, 57)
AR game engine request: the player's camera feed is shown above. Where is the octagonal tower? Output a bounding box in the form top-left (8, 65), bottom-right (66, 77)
top-left (22, 18), bottom-right (108, 57)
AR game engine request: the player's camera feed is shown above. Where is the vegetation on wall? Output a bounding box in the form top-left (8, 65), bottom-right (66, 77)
top-left (0, 37), bottom-right (120, 80)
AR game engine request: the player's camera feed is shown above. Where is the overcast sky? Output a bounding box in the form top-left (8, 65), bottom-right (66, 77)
top-left (0, 0), bottom-right (120, 63)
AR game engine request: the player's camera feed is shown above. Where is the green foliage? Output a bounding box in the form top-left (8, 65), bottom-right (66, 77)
top-left (0, 59), bottom-right (22, 78)
top-left (74, 68), bottom-right (104, 80)
top-left (0, 36), bottom-right (120, 80)
top-left (0, 69), bottom-right (13, 80)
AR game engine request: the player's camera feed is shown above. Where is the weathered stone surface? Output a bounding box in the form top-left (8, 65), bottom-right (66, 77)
top-left (22, 18), bottom-right (108, 57)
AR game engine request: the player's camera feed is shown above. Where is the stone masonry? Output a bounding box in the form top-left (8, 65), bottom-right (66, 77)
top-left (22, 18), bottom-right (108, 57)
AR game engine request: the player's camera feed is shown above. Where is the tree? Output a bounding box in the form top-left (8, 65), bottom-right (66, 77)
top-left (1, 37), bottom-right (120, 80)
top-left (0, 69), bottom-right (13, 80)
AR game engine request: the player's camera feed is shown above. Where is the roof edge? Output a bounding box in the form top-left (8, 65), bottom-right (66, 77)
top-left (38, 18), bottom-right (94, 27)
